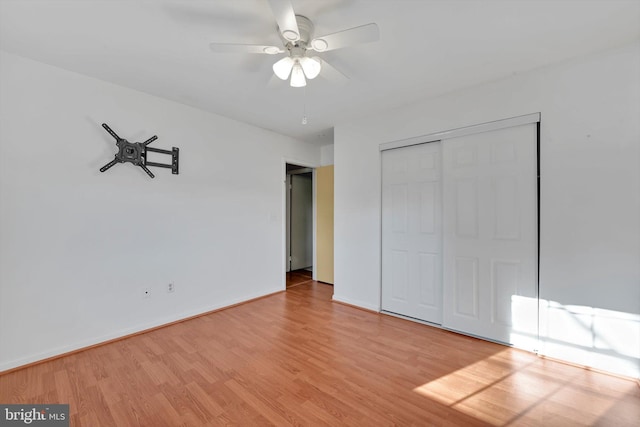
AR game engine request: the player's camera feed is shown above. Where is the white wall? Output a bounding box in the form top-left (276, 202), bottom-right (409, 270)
top-left (320, 144), bottom-right (334, 166)
top-left (0, 51), bottom-right (320, 371)
top-left (334, 42), bottom-right (640, 377)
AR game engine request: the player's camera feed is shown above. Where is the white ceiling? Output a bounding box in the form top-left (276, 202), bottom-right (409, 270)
top-left (1, 0), bottom-right (639, 146)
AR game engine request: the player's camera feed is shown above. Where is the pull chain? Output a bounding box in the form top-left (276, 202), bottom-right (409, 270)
top-left (302, 86), bottom-right (308, 125)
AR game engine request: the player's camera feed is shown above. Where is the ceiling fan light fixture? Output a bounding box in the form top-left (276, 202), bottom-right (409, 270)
top-left (282, 29), bottom-right (299, 42)
top-left (311, 38), bottom-right (328, 52)
top-left (300, 56), bottom-right (321, 79)
top-left (290, 63), bottom-right (306, 87)
top-left (273, 56), bottom-right (294, 80)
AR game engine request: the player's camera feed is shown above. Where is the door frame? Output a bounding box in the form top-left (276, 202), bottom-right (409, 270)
top-left (380, 113), bottom-right (540, 151)
top-left (282, 158), bottom-right (317, 288)
top-left (378, 113), bottom-right (541, 348)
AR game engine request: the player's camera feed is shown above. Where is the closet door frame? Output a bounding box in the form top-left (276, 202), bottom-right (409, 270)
top-left (379, 113), bottom-right (541, 349)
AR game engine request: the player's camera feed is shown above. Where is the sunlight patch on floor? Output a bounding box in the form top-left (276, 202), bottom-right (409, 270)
top-left (413, 349), bottom-right (634, 425)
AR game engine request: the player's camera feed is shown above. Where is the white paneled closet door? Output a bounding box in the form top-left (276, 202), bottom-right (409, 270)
top-left (381, 142), bottom-right (443, 324)
top-left (442, 123), bottom-right (538, 348)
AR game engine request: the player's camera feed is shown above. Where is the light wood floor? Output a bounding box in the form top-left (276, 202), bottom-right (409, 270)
top-left (1, 281), bottom-right (638, 426)
top-left (286, 269), bottom-right (313, 288)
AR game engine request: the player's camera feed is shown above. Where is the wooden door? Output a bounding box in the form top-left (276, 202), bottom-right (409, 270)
top-left (316, 166), bottom-right (334, 284)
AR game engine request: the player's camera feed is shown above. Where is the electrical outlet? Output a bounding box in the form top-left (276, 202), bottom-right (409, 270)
top-left (143, 288), bottom-right (151, 298)
top-left (168, 283), bottom-right (174, 293)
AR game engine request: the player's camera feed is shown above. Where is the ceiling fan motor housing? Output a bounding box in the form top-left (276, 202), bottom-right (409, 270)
top-left (280, 15), bottom-right (314, 49)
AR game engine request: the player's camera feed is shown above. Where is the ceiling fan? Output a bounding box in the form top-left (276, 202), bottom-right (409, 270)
top-left (209, 0), bottom-right (379, 87)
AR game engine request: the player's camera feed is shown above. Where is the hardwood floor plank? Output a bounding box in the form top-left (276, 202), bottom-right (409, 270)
top-left (1, 281), bottom-right (638, 426)
top-left (286, 269), bottom-right (313, 288)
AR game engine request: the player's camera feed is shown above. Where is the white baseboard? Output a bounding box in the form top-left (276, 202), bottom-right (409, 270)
top-left (0, 287), bottom-right (283, 373)
top-left (332, 294), bottom-right (380, 312)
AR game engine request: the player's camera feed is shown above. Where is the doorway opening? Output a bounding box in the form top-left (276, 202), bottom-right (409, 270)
top-left (286, 163), bottom-right (314, 288)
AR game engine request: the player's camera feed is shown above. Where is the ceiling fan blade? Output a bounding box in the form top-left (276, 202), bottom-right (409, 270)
top-left (318, 59), bottom-right (349, 83)
top-left (209, 43), bottom-right (283, 54)
top-left (310, 23), bottom-right (379, 52)
top-left (267, 0), bottom-right (300, 42)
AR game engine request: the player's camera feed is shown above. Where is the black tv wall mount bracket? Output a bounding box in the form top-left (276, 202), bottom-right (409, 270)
top-left (99, 123), bottom-right (179, 178)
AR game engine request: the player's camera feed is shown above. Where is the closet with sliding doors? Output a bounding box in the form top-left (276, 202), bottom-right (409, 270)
top-left (380, 114), bottom-right (539, 350)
